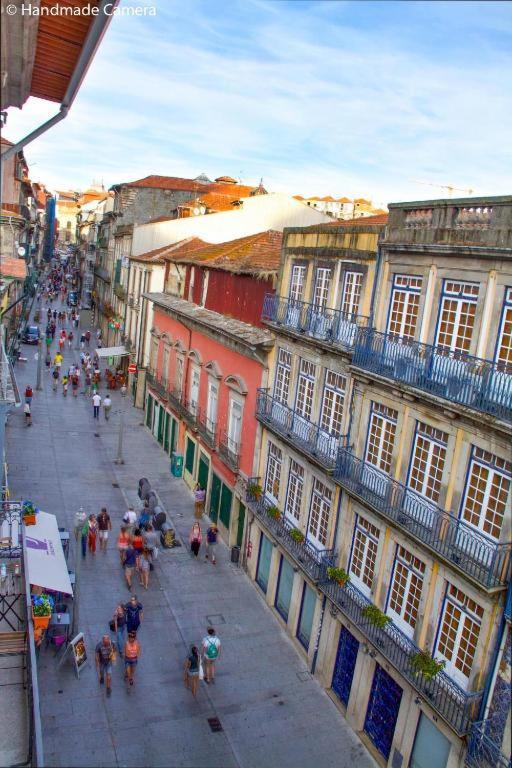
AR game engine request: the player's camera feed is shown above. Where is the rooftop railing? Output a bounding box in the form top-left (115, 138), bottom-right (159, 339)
top-left (353, 328), bottom-right (512, 425)
top-left (320, 577), bottom-right (483, 736)
top-left (334, 448), bottom-right (510, 589)
top-left (262, 293), bottom-right (369, 350)
top-left (246, 482), bottom-right (335, 582)
top-left (256, 389), bottom-right (345, 470)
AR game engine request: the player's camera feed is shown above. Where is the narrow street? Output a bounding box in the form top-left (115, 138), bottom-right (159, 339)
top-left (6, 301), bottom-right (375, 768)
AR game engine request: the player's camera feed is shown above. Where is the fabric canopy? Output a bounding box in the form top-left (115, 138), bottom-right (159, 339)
top-left (25, 511), bottom-right (72, 595)
top-left (95, 346), bottom-right (128, 358)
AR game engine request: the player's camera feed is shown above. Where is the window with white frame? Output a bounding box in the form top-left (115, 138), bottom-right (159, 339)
top-left (387, 274), bottom-right (423, 340)
top-left (365, 402), bottom-right (398, 475)
top-left (312, 267), bottom-right (332, 309)
top-left (265, 442), bottom-right (282, 503)
top-left (460, 447), bottom-right (511, 542)
top-left (349, 515), bottom-right (380, 596)
top-left (284, 459), bottom-right (304, 522)
top-left (162, 346), bottom-right (170, 387)
top-left (206, 379), bottom-right (218, 435)
top-left (289, 264), bottom-right (306, 303)
top-left (307, 478), bottom-right (332, 548)
top-left (435, 280), bottom-right (479, 353)
top-left (496, 287), bottom-right (512, 366)
top-left (341, 271), bottom-right (363, 317)
top-left (175, 355), bottom-right (184, 394)
top-left (189, 364), bottom-right (200, 415)
top-left (274, 349), bottom-right (291, 405)
top-left (320, 371), bottom-right (346, 437)
top-left (436, 584), bottom-right (483, 688)
top-left (227, 395), bottom-right (243, 455)
top-left (295, 359), bottom-right (316, 421)
top-left (149, 336), bottom-right (159, 374)
top-left (387, 546), bottom-right (425, 638)
top-left (408, 422), bottom-right (448, 504)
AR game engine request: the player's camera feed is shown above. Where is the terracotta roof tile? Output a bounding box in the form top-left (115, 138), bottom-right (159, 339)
top-left (166, 230), bottom-right (282, 275)
top-left (132, 238), bottom-right (210, 263)
top-left (0, 257), bottom-right (27, 280)
top-left (300, 213), bottom-right (388, 232)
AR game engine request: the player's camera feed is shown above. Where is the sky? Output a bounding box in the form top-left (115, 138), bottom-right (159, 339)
top-left (4, 0), bottom-right (512, 205)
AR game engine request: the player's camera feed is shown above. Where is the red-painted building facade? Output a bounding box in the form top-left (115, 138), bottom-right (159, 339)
top-left (143, 231), bottom-right (281, 545)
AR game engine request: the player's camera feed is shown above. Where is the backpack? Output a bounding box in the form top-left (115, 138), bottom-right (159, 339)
top-left (205, 637), bottom-right (219, 660)
top-left (125, 603), bottom-right (141, 627)
top-left (26, 387), bottom-right (33, 397)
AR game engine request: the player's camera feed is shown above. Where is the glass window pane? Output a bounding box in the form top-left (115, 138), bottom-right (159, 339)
top-left (297, 583), bottom-right (316, 649)
top-left (256, 534), bottom-right (273, 594)
top-left (275, 557), bottom-right (295, 622)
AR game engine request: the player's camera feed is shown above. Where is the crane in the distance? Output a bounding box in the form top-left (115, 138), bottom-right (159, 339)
top-left (410, 180), bottom-right (475, 198)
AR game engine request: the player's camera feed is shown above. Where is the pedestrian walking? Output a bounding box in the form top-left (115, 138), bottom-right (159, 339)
top-left (137, 549), bottom-right (151, 590)
top-left (52, 368), bottom-right (59, 392)
top-left (95, 635), bottom-right (115, 697)
top-left (132, 528), bottom-right (144, 553)
top-left (85, 370), bottom-right (92, 397)
top-left (62, 375), bottom-right (69, 396)
top-left (85, 330), bottom-right (91, 347)
top-left (138, 500), bottom-right (151, 529)
top-left (201, 627), bottom-right (221, 684)
top-left (124, 632), bottom-right (141, 687)
top-left (111, 604), bottom-right (126, 657)
top-left (189, 522), bottom-right (202, 558)
top-left (80, 333), bottom-right (86, 349)
top-left (103, 394), bottom-right (112, 420)
top-left (183, 645), bottom-right (201, 698)
top-left (92, 392), bottom-right (101, 419)
top-left (68, 331), bottom-right (73, 349)
top-left (123, 542), bottom-right (137, 589)
top-left (205, 523), bottom-right (218, 564)
top-left (124, 595), bottom-right (143, 634)
top-left (45, 351), bottom-right (52, 368)
top-left (24, 402), bottom-right (32, 427)
top-left (142, 523), bottom-right (159, 562)
top-left (194, 483), bottom-right (206, 519)
top-left (88, 514), bottom-right (98, 554)
top-left (24, 385), bottom-right (33, 405)
top-left (80, 515), bottom-right (88, 558)
top-left (71, 373), bottom-right (79, 397)
top-left (54, 351), bottom-right (63, 371)
top-left (97, 507), bottom-right (112, 552)
top-left (122, 506), bottom-right (137, 533)
top-left (117, 526), bottom-right (130, 564)
top-left (58, 335), bottom-right (65, 353)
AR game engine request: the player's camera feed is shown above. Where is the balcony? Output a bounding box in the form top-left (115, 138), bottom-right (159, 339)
top-left (219, 430), bottom-right (240, 473)
top-left (196, 408), bottom-right (217, 449)
top-left (466, 719), bottom-right (510, 768)
top-left (146, 372), bottom-right (168, 402)
top-left (94, 266), bottom-right (111, 283)
top-left (113, 283), bottom-right (127, 301)
top-left (256, 389), bottom-right (345, 470)
top-left (321, 578), bottom-right (482, 736)
top-left (246, 483), bottom-right (335, 582)
top-left (334, 449), bottom-right (510, 590)
top-left (262, 293), bottom-right (369, 351)
top-left (353, 328), bottom-right (512, 425)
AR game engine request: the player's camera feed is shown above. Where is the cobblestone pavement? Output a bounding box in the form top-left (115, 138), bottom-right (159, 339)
top-left (6, 300), bottom-right (375, 768)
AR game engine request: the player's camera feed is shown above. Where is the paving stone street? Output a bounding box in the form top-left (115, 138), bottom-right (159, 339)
top-left (6, 303), bottom-right (375, 768)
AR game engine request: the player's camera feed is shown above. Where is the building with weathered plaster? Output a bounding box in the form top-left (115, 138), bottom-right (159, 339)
top-left (244, 200), bottom-right (511, 768)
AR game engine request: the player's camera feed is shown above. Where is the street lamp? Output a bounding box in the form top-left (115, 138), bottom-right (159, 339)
top-left (115, 384), bottom-right (127, 465)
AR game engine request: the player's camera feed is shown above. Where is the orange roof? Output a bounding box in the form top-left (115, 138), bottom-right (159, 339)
top-left (0, 257), bottom-right (27, 280)
top-left (179, 187), bottom-right (253, 213)
top-left (301, 213), bottom-right (388, 232)
top-left (215, 176), bottom-right (238, 183)
top-left (121, 175), bottom-right (210, 193)
top-left (293, 195), bottom-right (304, 200)
top-left (132, 238), bottom-right (210, 264)
top-left (337, 197), bottom-right (352, 203)
top-left (0, 137), bottom-right (14, 147)
top-left (354, 198), bottom-right (371, 204)
top-left (166, 230), bottom-right (283, 275)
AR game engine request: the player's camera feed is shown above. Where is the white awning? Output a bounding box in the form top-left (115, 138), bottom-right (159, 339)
top-left (95, 346), bottom-right (128, 358)
top-left (25, 511), bottom-right (72, 595)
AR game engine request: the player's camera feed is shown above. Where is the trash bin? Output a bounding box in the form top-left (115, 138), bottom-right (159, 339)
top-left (160, 522), bottom-right (175, 548)
top-left (171, 453), bottom-right (183, 478)
top-left (230, 545), bottom-right (240, 564)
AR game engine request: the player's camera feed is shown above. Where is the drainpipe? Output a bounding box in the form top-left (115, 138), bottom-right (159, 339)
top-left (311, 594), bottom-right (327, 675)
top-left (368, 237), bottom-right (383, 327)
top-left (1, 0), bottom-right (117, 165)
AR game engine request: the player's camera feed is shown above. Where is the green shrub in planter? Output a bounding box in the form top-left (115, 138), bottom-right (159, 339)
top-left (247, 483), bottom-right (262, 500)
top-left (289, 528), bottom-right (305, 544)
top-left (266, 505), bottom-right (281, 520)
top-left (362, 604), bottom-right (391, 629)
top-left (326, 567), bottom-right (350, 586)
top-left (410, 650), bottom-right (446, 680)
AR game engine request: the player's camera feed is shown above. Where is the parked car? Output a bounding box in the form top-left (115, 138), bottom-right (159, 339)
top-left (22, 325), bottom-right (40, 345)
top-left (67, 291), bottom-right (78, 307)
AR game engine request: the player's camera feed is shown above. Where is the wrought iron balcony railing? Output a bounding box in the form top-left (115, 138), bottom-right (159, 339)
top-left (262, 293), bottom-right (369, 350)
top-left (196, 408), bottom-right (217, 448)
top-left (146, 372), bottom-right (168, 402)
top-left (113, 283), bottom-right (127, 301)
top-left (256, 389), bottom-right (346, 470)
top-left (353, 328), bottom-right (512, 425)
top-left (94, 266), bottom-right (111, 283)
top-left (246, 482), bottom-right (335, 582)
top-left (320, 578), bottom-right (482, 736)
top-left (219, 430), bottom-right (240, 472)
top-left (465, 718), bottom-right (511, 768)
top-left (334, 449), bottom-right (510, 589)
top-left (167, 386), bottom-right (187, 417)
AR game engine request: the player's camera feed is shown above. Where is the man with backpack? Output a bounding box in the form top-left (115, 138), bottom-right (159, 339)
top-left (201, 627), bottom-right (221, 684)
top-left (124, 595), bottom-right (144, 634)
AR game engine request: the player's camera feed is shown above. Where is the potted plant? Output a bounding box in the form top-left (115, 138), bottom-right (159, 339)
top-left (247, 482), bottom-right (263, 501)
top-left (31, 593), bottom-right (54, 630)
top-left (326, 567), bottom-right (350, 587)
top-left (290, 528), bottom-right (305, 544)
top-left (410, 650), bottom-right (446, 681)
top-left (22, 500), bottom-right (38, 526)
top-left (362, 604), bottom-right (391, 629)
top-left (266, 505), bottom-right (281, 521)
